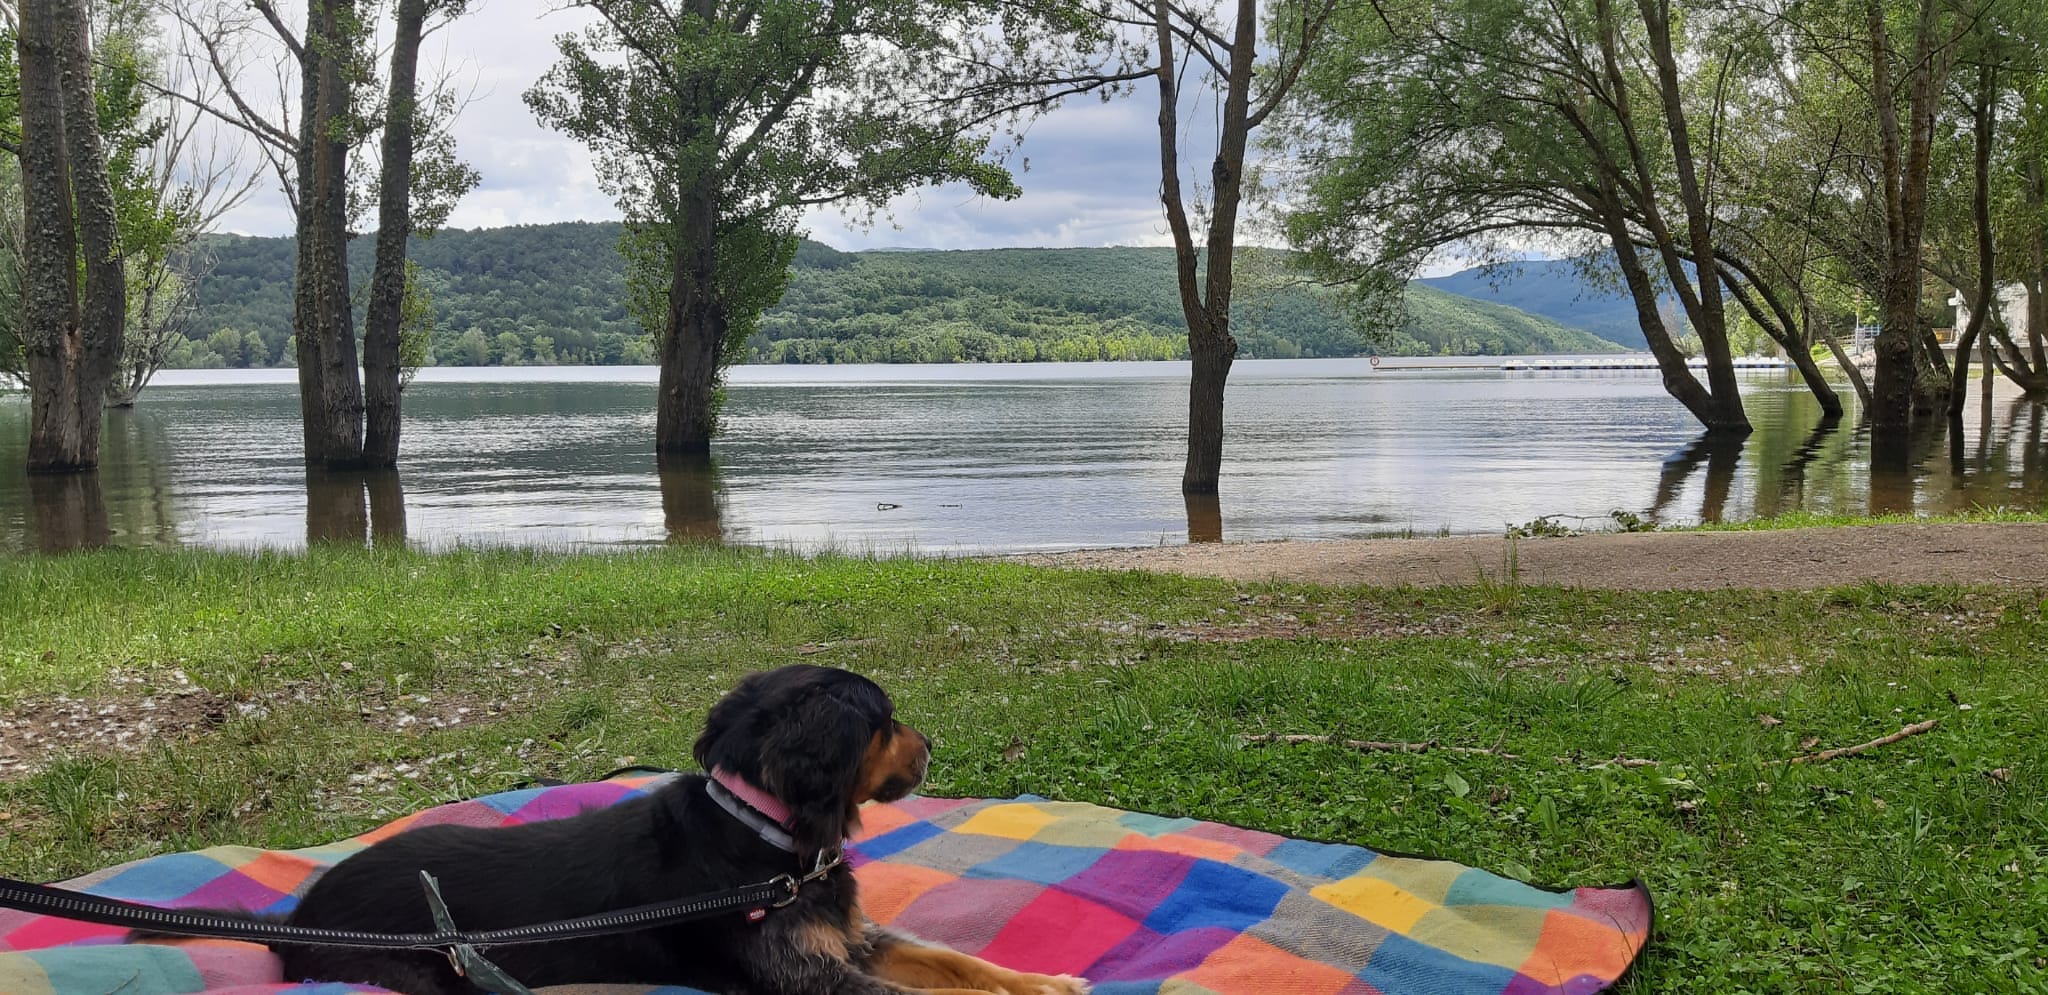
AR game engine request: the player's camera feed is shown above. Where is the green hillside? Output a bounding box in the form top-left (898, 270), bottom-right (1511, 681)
top-left (1419, 260), bottom-right (1656, 349)
top-left (182, 222), bottom-right (1622, 369)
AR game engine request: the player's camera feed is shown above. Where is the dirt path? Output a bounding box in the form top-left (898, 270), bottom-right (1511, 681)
top-left (1021, 522), bottom-right (2048, 590)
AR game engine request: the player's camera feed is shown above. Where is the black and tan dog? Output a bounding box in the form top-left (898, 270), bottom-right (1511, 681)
top-left (272, 665), bottom-right (1087, 994)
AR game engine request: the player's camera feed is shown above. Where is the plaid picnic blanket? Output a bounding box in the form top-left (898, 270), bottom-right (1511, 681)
top-left (0, 773), bottom-right (1651, 995)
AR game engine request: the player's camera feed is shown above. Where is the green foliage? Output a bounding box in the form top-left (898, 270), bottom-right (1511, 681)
top-left (515, 0), bottom-right (1098, 419)
top-left (0, 2), bottom-right (213, 393)
top-left (398, 259), bottom-right (434, 386)
top-left (181, 223), bottom-right (1623, 367)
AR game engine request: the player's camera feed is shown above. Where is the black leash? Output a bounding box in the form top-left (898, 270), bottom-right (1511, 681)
top-left (0, 849), bottom-right (845, 993)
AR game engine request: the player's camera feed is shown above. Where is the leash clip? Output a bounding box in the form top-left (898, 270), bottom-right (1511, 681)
top-left (768, 849), bottom-right (845, 909)
top-left (768, 873), bottom-right (801, 908)
top-left (804, 848), bottom-right (845, 883)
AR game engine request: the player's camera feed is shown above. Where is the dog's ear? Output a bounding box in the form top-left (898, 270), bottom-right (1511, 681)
top-left (757, 689), bottom-right (872, 852)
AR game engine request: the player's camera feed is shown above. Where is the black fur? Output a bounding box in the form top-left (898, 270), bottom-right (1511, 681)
top-left (265, 665), bottom-right (927, 994)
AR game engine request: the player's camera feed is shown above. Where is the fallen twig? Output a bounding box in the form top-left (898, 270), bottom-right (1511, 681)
top-left (1243, 718), bottom-right (1940, 770)
top-left (1240, 733), bottom-right (1520, 759)
top-left (1777, 719), bottom-right (1939, 766)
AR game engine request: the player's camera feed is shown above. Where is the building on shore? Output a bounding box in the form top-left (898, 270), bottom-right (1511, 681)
top-left (1949, 285), bottom-right (2030, 340)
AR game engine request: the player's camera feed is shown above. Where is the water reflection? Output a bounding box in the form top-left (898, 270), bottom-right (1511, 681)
top-left (1777, 414), bottom-right (1844, 513)
top-left (1868, 419), bottom-right (1949, 516)
top-left (305, 469), bottom-right (409, 547)
top-left (659, 454), bottom-right (724, 543)
top-left (1650, 433), bottom-right (1744, 524)
top-left (1185, 493), bottom-right (1223, 543)
top-left (2, 362), bottom-right (2044, 553)
top-left (29, 471), bottom-right (109, 552)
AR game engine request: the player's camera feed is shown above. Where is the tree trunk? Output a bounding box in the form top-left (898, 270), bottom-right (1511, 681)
top-left (1594, 181), bottom-right (1747, 432)
top-left (1632, 0), bottom-right (1745, 426)
top-left (18, 0), bottom-right (126, 474)
top-left (1865, 0), bottom-right (1945, 434)
top-left (656, 190), bottom-right (726, 454)
top-left (362, 0), bottom-right (429, 468)
top-left (294, 0), bottom-right (365, 468)
top-left (2028, 156), bottom-right (2048, 373)
top-left (1153, 0), bottom-right (1256, 495)
top-left (1813, 309), bottom-right (1873, 407)
top-left (1184, 324), bottom-right (1234, 493)
top-left (1947, 63), bottom-right (1997, 418)
top-left (1714, 254), bottom-right (1842, 416)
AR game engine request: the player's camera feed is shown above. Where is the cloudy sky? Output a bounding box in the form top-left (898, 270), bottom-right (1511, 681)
top-left (213, 0), bottom-right (1225, 253)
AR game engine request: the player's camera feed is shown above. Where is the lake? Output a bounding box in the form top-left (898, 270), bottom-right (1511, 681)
top-left (1, 358), bottom-right (2042, 553)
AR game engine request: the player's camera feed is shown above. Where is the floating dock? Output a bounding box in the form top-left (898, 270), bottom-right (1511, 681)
top-left (1500, 356), bottom-right (1789, 371)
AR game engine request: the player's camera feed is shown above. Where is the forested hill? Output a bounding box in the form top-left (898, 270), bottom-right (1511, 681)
top-left (185, 222), bottom-right (1623, 369)
top-left (1419, 260), bottom-right (1653, 349)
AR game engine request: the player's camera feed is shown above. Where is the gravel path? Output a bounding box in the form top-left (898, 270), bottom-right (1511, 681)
top-left (1020, 522), bottom-right (2048, 590)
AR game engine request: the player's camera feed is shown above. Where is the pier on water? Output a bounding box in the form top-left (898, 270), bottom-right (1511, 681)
top-left (1499, 356), bottom-right (1790, 372)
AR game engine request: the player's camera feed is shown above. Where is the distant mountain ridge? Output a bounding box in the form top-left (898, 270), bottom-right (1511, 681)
top-left (179, 222), bottom-right (1626, 370)
top-left (1419, 260), bottom-right (1656, 349)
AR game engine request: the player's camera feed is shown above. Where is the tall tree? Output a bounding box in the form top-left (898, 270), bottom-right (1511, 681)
top-left (1862, 0), bottom-right (1956, 429)
top-left (1743, 0), bottom-right (1999, 433)
top-left (14, 0), bottom-right (128, 472)
top-left (1272, 0), bottom-right (1841, 434)
top-left (1, 3), bottom-right (251, 406)
top-left (362, 0), bottom-right (475, 467)
top-left (526, 0), bottom-right (1119, 454)
top-left (163, 0), bottom-right (472, 467)
top-left (292, 0), bottom-right (368, 466)
top-left (1139, 0), bottom-right (1339, 493)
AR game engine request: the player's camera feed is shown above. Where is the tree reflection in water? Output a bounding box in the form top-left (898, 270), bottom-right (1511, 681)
top-left (1650, 431), bottom-right (1746, 524)
top-left (1184, 492), bottom-right (1223, 543)
top-left (29, 471), bottom-right (109, 552)
top-left (304, 469), bottom-right (408, 547)
top-left (659, 453), bottom-right (724, 544)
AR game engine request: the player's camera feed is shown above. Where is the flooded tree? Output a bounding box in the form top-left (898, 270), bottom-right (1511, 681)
top-left (163, 0), bottom-right (473, 468)
top-left (14, 0), bottom-right (128, 472)
top-left (1270, 0), bottom-right (1859, 436)
top-left (1138, 0), bottom-right (1340, 494)
top-left (363, 0), bottom-right (477, 467)
top-left (526, 0), bottom-right (1126, 455)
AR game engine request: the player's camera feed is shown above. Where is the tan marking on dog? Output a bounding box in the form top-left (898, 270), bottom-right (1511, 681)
top-left (870, 942), bottom-right (1090, 994)
top-left (847, 721), bottom-right (932, 834)
top-left (795, 919), bottom-right (851, 961)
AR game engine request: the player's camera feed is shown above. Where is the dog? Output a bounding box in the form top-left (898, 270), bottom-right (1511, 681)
top-left (267, 665), bottom-right (1088, 994)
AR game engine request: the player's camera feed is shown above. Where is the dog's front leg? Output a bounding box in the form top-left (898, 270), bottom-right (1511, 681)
top-left (734, 917), bottom-right (938, 995)
top-left (858, 923), bottom-right (1090, 995)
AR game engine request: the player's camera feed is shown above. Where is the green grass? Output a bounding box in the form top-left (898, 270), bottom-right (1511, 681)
top-left (1685, 506), bottom-right (2048, 531)
top-left (1502, 506), bottom-right (2048, 537)
top-left (2, 547), bottom-right (2046, 993)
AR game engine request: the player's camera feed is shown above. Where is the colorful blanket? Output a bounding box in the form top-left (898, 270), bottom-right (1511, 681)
top-left (0, 774), bottom-right (1651, 995)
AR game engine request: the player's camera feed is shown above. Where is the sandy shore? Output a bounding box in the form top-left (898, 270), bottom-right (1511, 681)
top-left (1019, 522), bottom-right (2048, 590)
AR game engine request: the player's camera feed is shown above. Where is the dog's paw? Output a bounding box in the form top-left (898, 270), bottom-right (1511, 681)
top-left (1011, 974), bottom-right (1090, 995)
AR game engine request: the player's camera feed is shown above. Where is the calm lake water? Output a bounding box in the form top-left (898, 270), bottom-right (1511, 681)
top-left (2, 358), bottom-right (2042, 553)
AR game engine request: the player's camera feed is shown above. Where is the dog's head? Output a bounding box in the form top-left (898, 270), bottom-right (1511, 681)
top-left (695, 664), bottom-right (930, 852)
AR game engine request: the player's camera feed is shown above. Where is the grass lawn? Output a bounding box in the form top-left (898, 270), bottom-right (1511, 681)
top-left (1, 546), bottom-right (2044, 993)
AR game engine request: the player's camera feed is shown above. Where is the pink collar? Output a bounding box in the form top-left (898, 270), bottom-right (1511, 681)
top-left (711, 767), bottom-right (793, 828)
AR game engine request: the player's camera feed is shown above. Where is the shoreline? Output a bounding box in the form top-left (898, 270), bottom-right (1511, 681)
top-left (1018, 521), bottom-right (2048, 590)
